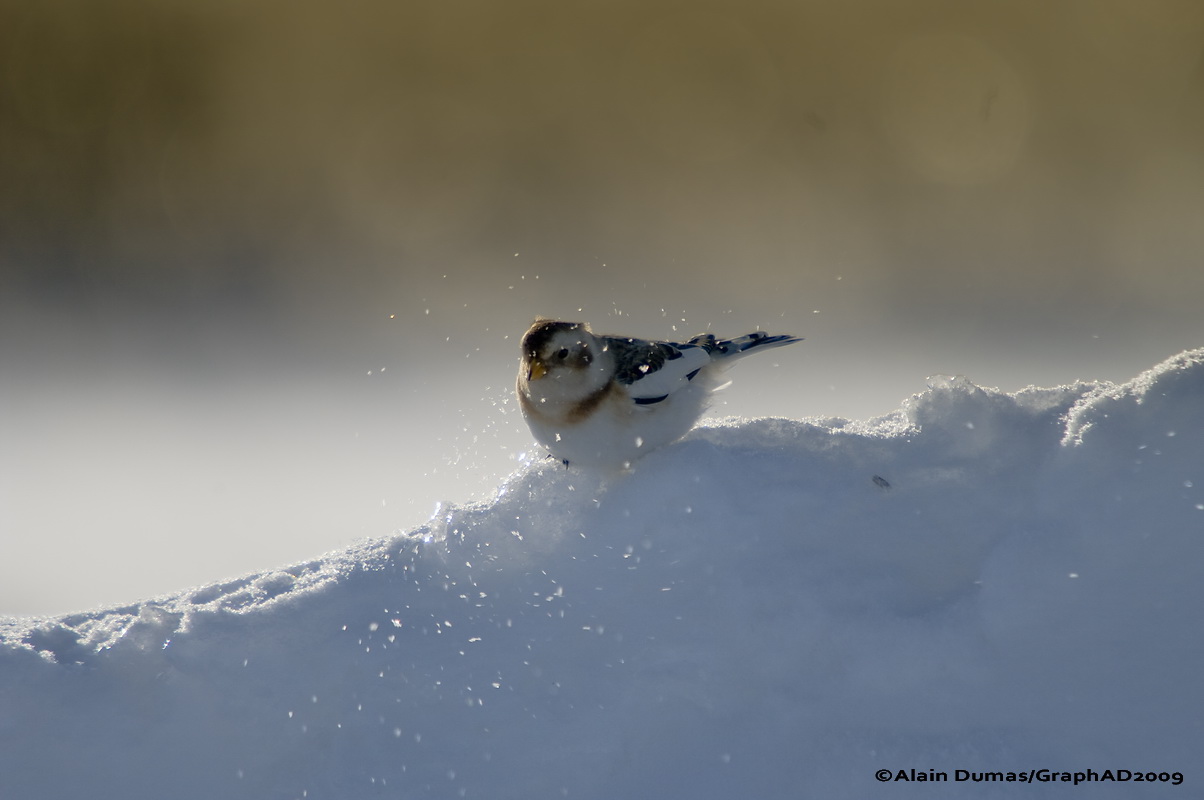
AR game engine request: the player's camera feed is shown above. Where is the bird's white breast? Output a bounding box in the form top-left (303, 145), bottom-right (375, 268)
top-left (518, 370), bottom-right (715, 469)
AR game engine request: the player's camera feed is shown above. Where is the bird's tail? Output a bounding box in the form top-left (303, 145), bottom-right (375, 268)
top-left (689, 331), bottom-right (803, 359)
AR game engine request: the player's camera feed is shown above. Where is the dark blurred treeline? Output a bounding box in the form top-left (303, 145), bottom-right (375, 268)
top-left (2, 0), bottom-right (1202, 319)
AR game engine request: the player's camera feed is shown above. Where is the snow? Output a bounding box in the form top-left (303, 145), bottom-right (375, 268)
top-left (2, 349), bottom-right (1201, 799)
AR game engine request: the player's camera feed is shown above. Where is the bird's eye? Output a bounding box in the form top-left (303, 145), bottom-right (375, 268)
top-left (555, 348), bottom-right (569, 359)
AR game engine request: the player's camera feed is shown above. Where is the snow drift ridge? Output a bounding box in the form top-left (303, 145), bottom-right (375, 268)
top-left (1, 348), bottom-right (1202, 799)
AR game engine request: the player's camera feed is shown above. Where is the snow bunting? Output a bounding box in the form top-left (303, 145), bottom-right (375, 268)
top-left (516, 319), bottom-right (802, 469)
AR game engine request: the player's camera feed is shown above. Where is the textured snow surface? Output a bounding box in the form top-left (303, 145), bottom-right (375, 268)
top-left (2, 349), bottom-right (1202, 799)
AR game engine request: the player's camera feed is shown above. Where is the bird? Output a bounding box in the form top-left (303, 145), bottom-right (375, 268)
top-left (516, 319), bottom-right (802, 469)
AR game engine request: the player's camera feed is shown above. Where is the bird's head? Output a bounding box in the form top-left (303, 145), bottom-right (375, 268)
top-left (518, 319), bottom-right (611, 398)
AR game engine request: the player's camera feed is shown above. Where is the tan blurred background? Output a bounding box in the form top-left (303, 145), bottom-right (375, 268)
top-left (3, 0), bottom-right (1203, 614)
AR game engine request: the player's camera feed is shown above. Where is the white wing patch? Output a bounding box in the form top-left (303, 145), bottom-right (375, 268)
top-left (623, 345), bottom-right (711, 402)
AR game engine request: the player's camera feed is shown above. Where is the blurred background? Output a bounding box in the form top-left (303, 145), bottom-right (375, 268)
top-left (2, 0), bottom-right (1202, 616)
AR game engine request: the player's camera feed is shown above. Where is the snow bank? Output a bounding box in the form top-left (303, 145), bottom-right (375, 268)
top-left (2, 349), bottom-right (1202, 799)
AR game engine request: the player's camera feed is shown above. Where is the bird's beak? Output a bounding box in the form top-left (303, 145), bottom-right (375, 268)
top-left (527, 359), bottom-right (547, 381)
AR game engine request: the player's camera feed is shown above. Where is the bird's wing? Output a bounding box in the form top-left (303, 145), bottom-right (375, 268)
top-left (604, 337), bottom-right (712, 402)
